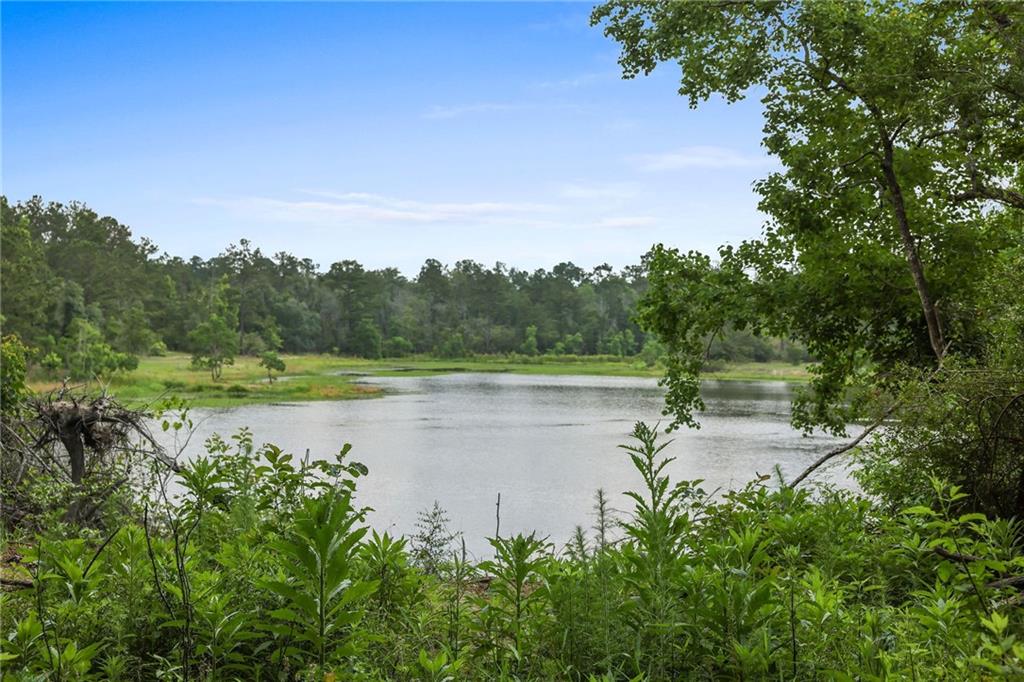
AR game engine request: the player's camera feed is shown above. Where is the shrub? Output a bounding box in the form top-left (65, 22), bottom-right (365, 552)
top-left (382, 336), bottom-right (414, 358)
top-left (3, 420), bottom-right (1024, 679)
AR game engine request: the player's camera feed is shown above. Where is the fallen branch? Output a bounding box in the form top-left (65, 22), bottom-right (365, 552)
top-left (987, 575), bottom-right (1024, 590)
top-left (933, 546), bottom-right (983, 563)
top-left (995, 591), bottom-right (1024, 610)
top-left (0, 575), bottom-right (33, 591)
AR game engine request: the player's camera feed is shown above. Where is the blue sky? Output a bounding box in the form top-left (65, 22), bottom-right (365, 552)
top-left (2, 2), bottom-right (771, 274)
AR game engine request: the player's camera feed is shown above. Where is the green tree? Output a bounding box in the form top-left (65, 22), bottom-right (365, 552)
top-left (110, 303), bottom-right (158, 356)
top-left (435, 330), bottom-right (466, 359)
top-left (0, 334), bottom-right (29, 413)
top-left (520, 325), bottom-right (539, 356)
top-left (40, 351), bottom-right (62, 375)
top-left (189, 314), bottom-right (238, 381)
top-left (594, 0), bottom-right (1024, 432)
top-left (3, 197), bottom-right (669, 362)
top-left (562, 332), bottom-right (584, 355)
top-left (638, 335), bottom-right (664, 368)
top-left (258, 350), bottom-right (286, 383)
top-left (351, 318), bottom-right (382, 359)
top-left (239, 332), bottom-right (267, 356)
top-left (189, 278), bottom-right (239, 381)
top-left (0, 206), bottom-right (57, 345)
top-left (57, 318), bottom-right (138, 380)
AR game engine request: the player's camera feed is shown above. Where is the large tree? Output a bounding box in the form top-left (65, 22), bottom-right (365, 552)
top-left (593, 0), bottom-right (1024, 432)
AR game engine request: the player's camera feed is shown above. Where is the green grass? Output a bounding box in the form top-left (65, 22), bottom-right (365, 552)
top-left (699, 361), bottom-right (812, 382)
top-left (27, 353), bottom-right (810, 407)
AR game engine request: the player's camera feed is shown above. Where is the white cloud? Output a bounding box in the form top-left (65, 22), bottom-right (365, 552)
top-left (631, 145), bottom-right (770, 171)
top-left (557, 181), bottom-right (640, 201)
top-left (533, 71), bottom-right (611, 90)
top-left (194, 196), bottom-right (436, 224)
top-left (299, 190), bottom-right (553, 217)
top-left (194, 185), bottom-right (667, 235)
top-left (421, 102), bottom-right (522, 120)
top-left (195, 192), bottom-right (556, 226)
top-left (595, 216), bottom-right (656, 229)
top-left (422, 101), bottom-right (585, 120)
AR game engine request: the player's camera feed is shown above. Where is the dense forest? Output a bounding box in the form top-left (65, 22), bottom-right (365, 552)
top-left (0, 196), bottom-right (804, 381)
top-left (2, 0), bottom-right (1024, 680)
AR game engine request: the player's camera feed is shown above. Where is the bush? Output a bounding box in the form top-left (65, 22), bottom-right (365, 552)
top-left (56, 318), bottom-right (139, 380)
top-left (240, 331), bottom-right (267, 356)
top-left (435, 331), bottom-right (466, 359)
top-left (3, 418), bottom-right (1024, 679)
top-left (855, 360), bottom-right (1024, 519)
top-left (1, 334), bottom-right (30, 411)
top-left (148, 339), bottom-right (168, 356)
top-left (382, 336), bottom-right (414, 358)
top-left (350, 319), bottom-right (382, 359)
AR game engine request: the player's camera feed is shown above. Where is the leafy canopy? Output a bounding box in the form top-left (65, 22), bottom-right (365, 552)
top-left (593, 0), bottom-right (1024, 432)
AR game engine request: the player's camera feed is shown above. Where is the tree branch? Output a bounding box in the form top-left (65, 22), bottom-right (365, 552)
top-left (787, 403), bottom-right (896, 487)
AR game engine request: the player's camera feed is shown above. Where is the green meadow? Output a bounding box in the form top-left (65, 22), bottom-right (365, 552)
top-left (28, 353), bottom-right (810, 408)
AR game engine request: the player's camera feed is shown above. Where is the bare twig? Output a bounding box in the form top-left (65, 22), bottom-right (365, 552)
top-left (143, 504), bottom-right (175, 616)
top-left (933, 545), bottom-right (982, 563)
top-left (789, 363), bottom-right (947, 487)
top-left (788, 405), bottom-right (896, 487)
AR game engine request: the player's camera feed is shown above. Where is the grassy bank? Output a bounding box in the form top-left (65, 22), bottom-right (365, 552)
top-left (27, 353), bottom-right (811, 407)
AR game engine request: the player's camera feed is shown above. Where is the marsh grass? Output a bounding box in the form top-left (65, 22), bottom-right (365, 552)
top-left (27, 353), bottom-right (810, 408)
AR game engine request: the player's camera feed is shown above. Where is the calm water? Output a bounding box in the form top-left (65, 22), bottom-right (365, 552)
top-left (165, 374), bottom-right (849, 557)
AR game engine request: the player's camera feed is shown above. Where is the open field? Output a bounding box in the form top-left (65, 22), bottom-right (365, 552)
top-left (27, 353), bottom-right (811, 408)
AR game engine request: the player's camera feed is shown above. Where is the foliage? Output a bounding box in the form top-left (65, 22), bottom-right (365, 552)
top-left (57, 318), bottom-right (139, 380)
top-left (2, 3), bottom-right (1023, 679)
top-left (258, 351), bottom-right (286, 383)
top-left (411, 501), bottom-right (460, 576)
top-left (476, 532), bottom-right (552, 676)
top-left (594, 0), bottom-right (1024, 433)
top-left (519, 325), bottom-right (539, 357)
top-left (1, 334), bottom-right (30, 412)
top-left (4, 419), bottom-right (1024, 680)
top-left (382, 336), bottom-right (414, 358)
top-left (591, 0), bottom-right (1024, 535)
top-left (189, 315), bottom-right (237, 381)
top-left (435, 331), bottom-right (467, 360)
top-left (261, 491), bottom-right (377, 672)
top-left (2, 200), bottom-right (802, 368)
top-left (188, 281), bottom-right (239, 382)
top-left (351, 318), bottom-right (382, 360)
top-left (0, 214), bottom-right (58, 345)
top-left (855, 360), bottom-right (1024, 519)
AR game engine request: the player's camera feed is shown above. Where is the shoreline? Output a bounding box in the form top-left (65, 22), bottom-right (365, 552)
top-left (27, 353), bottom-right (811, 408)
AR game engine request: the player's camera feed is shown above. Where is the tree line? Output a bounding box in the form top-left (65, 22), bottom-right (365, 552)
top-left (2, 0), bottom-right (1024, 678)
top-left (0, 196), bottom-right (806, 380)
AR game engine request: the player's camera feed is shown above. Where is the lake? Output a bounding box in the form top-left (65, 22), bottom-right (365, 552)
top-left (166, 373), bottom-right (850, 557)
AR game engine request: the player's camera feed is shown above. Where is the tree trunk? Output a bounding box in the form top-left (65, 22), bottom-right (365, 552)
top-left (54, 407), bottom-right (89, 522)
top-left (880, 136), bottom-right (946, 362)
top-left (59, 422), bottom-right (86, 485)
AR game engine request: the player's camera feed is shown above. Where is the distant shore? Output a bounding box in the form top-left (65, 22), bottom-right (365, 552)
top-left (27, 353), bottom-right (811, 408)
